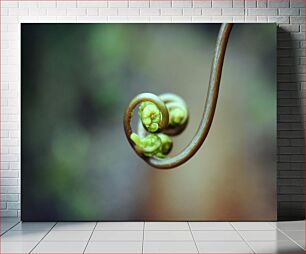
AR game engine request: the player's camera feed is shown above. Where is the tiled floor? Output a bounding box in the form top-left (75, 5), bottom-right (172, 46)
top-left (0, 218), bottom-right (304, 253)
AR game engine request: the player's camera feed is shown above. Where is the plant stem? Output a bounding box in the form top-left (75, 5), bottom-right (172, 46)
top-left (124, 23), bottom-right (233, 169)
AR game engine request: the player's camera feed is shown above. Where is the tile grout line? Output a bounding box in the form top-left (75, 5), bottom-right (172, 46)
top-left (29, 222), bottom-right (57, 254)
top-left (187, 222), bottom-right (199, 254)
top-left (83, 222), bottom-right (97, 254)
top-left (0, 220), bottom-right (20, 236)
top-left (276, 227), bottom-right (305, 251)
top-left (268, 222), bottom-right (277, 229)
top-left (142, 221), bottom-right (145, 254)
top-left (229, 222), bottom-right (256, 254)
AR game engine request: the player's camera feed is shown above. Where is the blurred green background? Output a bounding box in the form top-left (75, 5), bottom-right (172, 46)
top-left (22, 24), bottom-right (276, 221)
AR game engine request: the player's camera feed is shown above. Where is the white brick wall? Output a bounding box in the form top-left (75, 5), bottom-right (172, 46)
top-left (0, 0), bottom-right (305, 218)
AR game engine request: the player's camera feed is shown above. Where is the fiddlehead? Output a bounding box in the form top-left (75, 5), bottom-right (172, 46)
top-left (123, 23), bottom-right (233, 169)
top-left (124, 92), bottom-right (186, 159)
top-left (138, 101), bottom-right (162, 133)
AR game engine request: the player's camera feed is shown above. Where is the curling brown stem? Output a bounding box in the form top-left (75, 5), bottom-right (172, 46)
top-left (123, 23), bottom-right (233, 169)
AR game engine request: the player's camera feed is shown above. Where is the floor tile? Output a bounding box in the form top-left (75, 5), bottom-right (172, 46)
top-left (1, 221), bottom-right (20, 229)
top-left (52, 222), bottom-right (96, 231)
top-left (268, 222), bottom-right (278, 228)
top-left (231, 222), bottom-right (275, 231)
top-left (282, 230), bottom-right (305, 241)
top-left (12, 222), bottom-right (55, 231)
top-left (144, 230), bottom-right (193, 241)
top-left (296, 240), bottom-right (305, 250)
top-left (1, 230), bottom-right (48, 242)
top-left (249, 240), bottom-right (304, 253)
top-left (90, 230), bottom-right (143, 241)
top-left (1, 217), bottom-right (20, 224)
top-left (1, 225), bottom-right (17, 234)
top-left (276, 221), bottom-right (305, 231)
top-left (42, 230), bottom-right (92, 241)
top-left (85, 241), bottom-right (142, 253)
top-left (189, 222), bottom-right (234, 231)
top-left (145, 222), bottom-right (189, 230)
top-left (1, 221), bottom-right (20, 234)
top-left (32, 241), bottom-right (87, 253)
top-left (1, 229), bottom-right (8, 234)
top-left (192, 230), bottom-right (243, 241)
top-left (239, 230), bottom-right (290, 241)
top-left (283, 230), bottom-right (305, 249)
top-left (197, 241), bottom-right (253, 253)
top-left (143, 241), bottom-right (198, 253)
top-left (95, 222), bottom-right (144, 231)
top-left (1, 241), bottom-right (37, 253)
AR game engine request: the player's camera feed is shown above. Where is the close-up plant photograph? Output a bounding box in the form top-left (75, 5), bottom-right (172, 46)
top-left (0, 0), bottom-right (304, 253)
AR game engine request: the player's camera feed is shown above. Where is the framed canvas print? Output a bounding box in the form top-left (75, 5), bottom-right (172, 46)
top-left (22, 23), bottom-right (276, 221)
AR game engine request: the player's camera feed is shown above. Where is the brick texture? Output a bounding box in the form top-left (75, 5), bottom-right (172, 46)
top-left (0, 0), bottom-right (305, 220)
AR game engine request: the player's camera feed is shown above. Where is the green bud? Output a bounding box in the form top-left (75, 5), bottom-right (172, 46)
top-left (169, 108), bottom-right (185, 126)
top-left (155, 133), bottom-right (173, 158)
top-left (139, 102), bottom-right (162, 133)
top-left (130, 133), bottom-right (161, 157)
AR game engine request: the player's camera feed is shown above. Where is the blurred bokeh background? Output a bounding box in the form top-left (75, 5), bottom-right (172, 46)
top-left (22, 24), bottom-right (276, 221)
